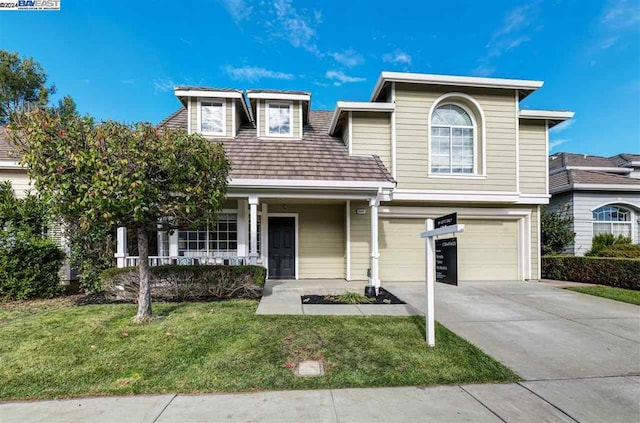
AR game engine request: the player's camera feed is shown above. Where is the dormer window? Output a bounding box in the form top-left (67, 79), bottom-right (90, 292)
top-left (267, 102), bottom-right (292, 136)
top-left (199, 100), bottom-right (225, 135)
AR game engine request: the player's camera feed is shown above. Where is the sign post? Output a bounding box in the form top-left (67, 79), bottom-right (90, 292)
top-left (420, 215), bottom-right (464, 347)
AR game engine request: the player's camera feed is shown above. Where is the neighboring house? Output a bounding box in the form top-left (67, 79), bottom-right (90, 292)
top-left (112, 71), bottom-right (574, 286)
top-left (0, 127), bottom-right (74, 282)
top-left (0, 127), bottom-right (32, 197)
top-left (549, 152), bottom-right (640, 255)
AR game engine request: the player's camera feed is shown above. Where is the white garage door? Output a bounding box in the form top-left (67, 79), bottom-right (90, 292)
top-left (379, 218), bottom-right (520, 282)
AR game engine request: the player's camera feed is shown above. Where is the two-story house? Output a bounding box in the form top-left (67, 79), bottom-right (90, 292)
top-left (111, 72), bottom-right (572, 285)
top-left (548, 152), bottom-right (640, 255)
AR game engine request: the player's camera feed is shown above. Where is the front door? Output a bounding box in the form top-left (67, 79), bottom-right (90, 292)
top-left (268, 217), bottom-right (295, 279)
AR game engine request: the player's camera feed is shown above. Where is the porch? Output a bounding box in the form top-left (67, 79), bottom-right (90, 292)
top-left (114, 189), bottom-right (387, 287)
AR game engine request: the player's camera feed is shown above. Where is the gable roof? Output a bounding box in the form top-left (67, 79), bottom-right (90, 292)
top-left (0, 127), bottom-right (15, 161)
top-left (549, 152), bottom-right (640, 194)
top-left (159, 109), bottom-right (394, 185)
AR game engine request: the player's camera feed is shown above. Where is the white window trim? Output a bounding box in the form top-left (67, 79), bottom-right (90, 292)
top-left (265, 101), bottom-right (294, 137)
top-left (197, 98), bottom-right (226, 136)
top-left (427, 92), bottom-right (486, 178)
top-left (592, 205), bottom-right (634, 240)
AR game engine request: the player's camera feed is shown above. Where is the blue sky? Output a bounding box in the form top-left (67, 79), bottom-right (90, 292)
top-left (1, 0), bottom-right (638, 156)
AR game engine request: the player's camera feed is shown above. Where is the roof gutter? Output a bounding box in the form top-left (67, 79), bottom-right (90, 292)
top-left (519, 109), bottom-right (574, 127)
top-left (229, 178), bottom-right (395, 191)
top-left (370, 71), bottom-right (544, 102)
top-left (551, 183), bottom-right (640, 194)
top-left (549, 166), bottom-right (632, 175)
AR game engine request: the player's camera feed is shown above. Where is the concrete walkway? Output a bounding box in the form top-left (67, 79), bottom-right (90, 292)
top-left (2, 377), bottom-right (638, 423)
top-left (256, 279), bottom-right (422, 316)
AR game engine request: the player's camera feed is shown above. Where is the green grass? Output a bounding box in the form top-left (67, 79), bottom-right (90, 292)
top-left (566, 286), bottom-right (640, 305)
top-left (0, 297), bottom-right (519, 400)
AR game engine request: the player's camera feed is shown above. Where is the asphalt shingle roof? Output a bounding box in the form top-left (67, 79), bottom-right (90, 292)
top-left (0, 127), bottom-right (15, 160)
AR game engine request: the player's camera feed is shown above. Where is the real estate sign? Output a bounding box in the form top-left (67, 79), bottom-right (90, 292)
top-left (435, 238), bottom-right (458, 285)
top-left (434, 212), bottom-right (457, 229)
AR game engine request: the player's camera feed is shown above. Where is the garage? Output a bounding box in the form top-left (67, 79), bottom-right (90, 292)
top-left (378, 218), bottom-right (520, 282)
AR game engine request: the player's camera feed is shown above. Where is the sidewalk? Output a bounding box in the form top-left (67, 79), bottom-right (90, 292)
top-left (2, 377), bottom-right (638, 423)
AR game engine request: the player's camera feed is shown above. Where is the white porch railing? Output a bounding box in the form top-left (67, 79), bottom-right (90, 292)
top-left (122, 255), bottom-right (250, 268)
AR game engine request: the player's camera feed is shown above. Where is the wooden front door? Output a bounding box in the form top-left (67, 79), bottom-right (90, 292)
top-left (268, 217), bottom-right (296, 279)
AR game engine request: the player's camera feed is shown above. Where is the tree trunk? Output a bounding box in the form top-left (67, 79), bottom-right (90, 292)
top-left (134, 226), bottom-right (152, 322)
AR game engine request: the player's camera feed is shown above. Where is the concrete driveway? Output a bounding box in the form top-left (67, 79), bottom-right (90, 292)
top-left (386, 280), bottom-right (640, 422)
top-left (386, 280), bottom-right (640, 380)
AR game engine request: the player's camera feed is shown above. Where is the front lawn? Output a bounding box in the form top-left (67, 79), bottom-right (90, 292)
top-left (0, 298), bottom-right (519, 400)
top-left (566, 286), bottom-right (640, 305)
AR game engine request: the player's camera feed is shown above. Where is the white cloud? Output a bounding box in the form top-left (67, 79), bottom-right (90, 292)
top-left (550, 119), bottom-right (575, 134)
top-left (589, 1), bottom-right (639, 59)
top-left (225, 65), bottom-right (295, 82)
top-left (219, 0), bottom-right (253, 24)
top-left (475, 2), bottom-right (540, 76)
top-left (329, 49), bottom-right (364, 67)
top-left (549, 139), bottom-right (570, 151)
top-left (382, 50), bottom-right (412, 65)
top-left (601, 0), bottom-right (640, 29)
top-left (325, 70), bottom-right (365, 86)
top-left (270, 0), bottom-right (322, 56)
top-left (153, 77), bottom-right (176, 92)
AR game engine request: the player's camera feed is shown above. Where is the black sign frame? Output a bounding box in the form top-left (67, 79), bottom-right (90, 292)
top-left (435, 237), bottom-right (458, 286)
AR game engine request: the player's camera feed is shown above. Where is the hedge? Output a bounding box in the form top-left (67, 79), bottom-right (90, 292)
top-left (542, 255), bottom-right (640, 290)
top-left (0, 230), bottom-right (66, 300)
top-left (100, 265), bottom-right (267, 301)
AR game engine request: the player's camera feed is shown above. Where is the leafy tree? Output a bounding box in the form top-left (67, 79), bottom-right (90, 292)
top-left (9, 108), bottom-right (230, 321)
top-left (0, 50), bottom-right (55, 125)
top-left (541, 205), bottom-right (575, 255)
top-left (0, 180), bottom-right (49, 235)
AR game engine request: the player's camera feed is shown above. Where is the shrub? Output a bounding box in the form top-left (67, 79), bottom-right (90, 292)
top-left (0, 228), bottom-right (66, 300)
top-left (101, 265), bottom-right (267, 301)
top-left (586, 234), bottom-right (632, 256)
top-left (542, 255), bottom-right (640, 290)
top-left (541, 205), bottom-right (575, 255)
top-left (68, 223), bottom-right (115, 294)
top-left (592, 243), bottom-right (640, 259)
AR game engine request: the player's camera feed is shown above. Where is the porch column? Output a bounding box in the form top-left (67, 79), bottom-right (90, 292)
top-left (115, 227), bottom-right (127, 268)
top-left (260, 203), bottom-right (268, 265)
top-left (168, 230), bottom-right (179, 258)
top-left (237, 199), bottom-right (248, 258)
top-left (369, 197), bottom-right (380, 288)
top-left (249, 195), bottom-right (259, 265)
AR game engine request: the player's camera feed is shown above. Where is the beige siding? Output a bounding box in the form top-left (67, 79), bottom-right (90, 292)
top-left (342, 118), bottom-right (350, 149)
top-left (351, 112), bottom-right (392, 170)
top-left (349, 201), bottom-right (371, 281)
top-left (394, 83), bottom-right (518, 191)
top-left (258, 100), bottom-right (302, 138)
top-left (519, 120), bottom-right (547, 195)
top-left (379, 216), bottom-right (520, 281)
top-left (189, 97), bottom-right (233, 137)
top-left (531, 206), bottom-right (540, 279)
top-left (0, 170), bottom-right (32, 198)
top-left (268, 203), bottom-right (345, 279)
top-left (234, 99), bottom-right (244, 135)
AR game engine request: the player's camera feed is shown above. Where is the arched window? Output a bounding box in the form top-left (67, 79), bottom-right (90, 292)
top-left (430, 104), bottom-right (475, 174)
top-left (593, 205), bottom-right (631, 238)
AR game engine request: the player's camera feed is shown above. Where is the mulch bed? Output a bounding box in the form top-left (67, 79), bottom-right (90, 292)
top-left (301, 288), bottom-right (406, 305)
